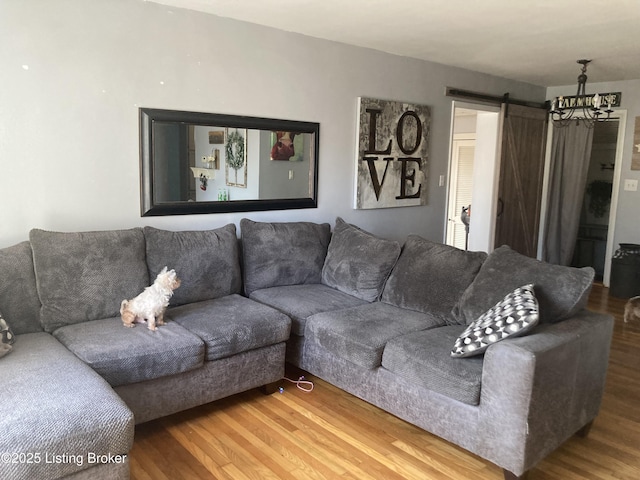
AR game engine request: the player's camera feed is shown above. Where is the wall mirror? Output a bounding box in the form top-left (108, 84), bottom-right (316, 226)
top-left (139, 108), bottom-right (319, 216)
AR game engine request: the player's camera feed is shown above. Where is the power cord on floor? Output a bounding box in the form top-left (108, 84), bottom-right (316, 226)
top-left (281, 375), bottom-right (314, 393)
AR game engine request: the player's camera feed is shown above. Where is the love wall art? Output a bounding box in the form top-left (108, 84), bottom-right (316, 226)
top-left (354, 97), bottom-right (431, 209)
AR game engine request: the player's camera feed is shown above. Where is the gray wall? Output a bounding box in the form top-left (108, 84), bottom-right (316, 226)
top-left (0, 0), bottom-right (545, 247)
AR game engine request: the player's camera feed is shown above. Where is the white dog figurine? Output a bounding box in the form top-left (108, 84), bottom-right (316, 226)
top-left (624, 296), bottom-right (640, 323)
top-left (120, 267), bottom-right (181, 331)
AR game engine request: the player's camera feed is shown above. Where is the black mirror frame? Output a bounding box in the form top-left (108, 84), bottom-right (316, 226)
top-left (139, 108), bottom-right (320, 216)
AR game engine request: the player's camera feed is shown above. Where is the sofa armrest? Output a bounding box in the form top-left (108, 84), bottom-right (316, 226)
top-left (475, 309), bottom-right (614, 476)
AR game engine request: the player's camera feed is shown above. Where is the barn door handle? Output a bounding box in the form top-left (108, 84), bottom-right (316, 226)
top-left (497, 198), bottom-right (504, 218)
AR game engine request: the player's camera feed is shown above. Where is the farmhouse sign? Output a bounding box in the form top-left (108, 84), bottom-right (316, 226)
top-left (552, 91), bottom-right (621, 110)
top-left (354, 97), bottom-right (430, 209)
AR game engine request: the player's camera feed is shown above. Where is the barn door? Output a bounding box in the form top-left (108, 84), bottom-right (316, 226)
top-left (494, 104), bottom-right (548, 257)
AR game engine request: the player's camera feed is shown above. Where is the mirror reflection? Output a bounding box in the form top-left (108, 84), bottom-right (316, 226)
top-left (140, 108), bottom-right (319, 216)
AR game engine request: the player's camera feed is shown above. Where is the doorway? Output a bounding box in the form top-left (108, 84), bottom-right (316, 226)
top-left (445, 102), bottom-right (501, 253)
top-left (571, 120), bottom-right (619, 281)
top-left (446, 135), bottom-right (475, 249)
top-left (539, 112), bottom-right (626, 286)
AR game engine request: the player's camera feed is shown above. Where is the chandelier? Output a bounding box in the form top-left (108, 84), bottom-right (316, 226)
top-left (549, 59), bottom-right (614, 127)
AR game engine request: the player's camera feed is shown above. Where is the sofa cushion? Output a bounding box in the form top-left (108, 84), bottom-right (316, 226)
top-left (170, 294), bottom-right (291, 361)
top-left (249, 284), bottom-right (367, 336)
top-left (53, 317), bottom-right (205, 387)
top-left (454, 245), bottom-right (594, 325)
top-left (0, 241), bottom-right (42, 335)
top-left (382, 326), bottom-right (484, 405)
top-left (452, 284), bottom-right (539, 358)
top-left (0, 332), bottom-right (134, 480)
top-left (240, 219), bottom-right (331, 296)
top-left (144, 225), bottom-right (242, 305)
top-left (306, 302), bottom-right (445, 369)
top-left (322, 218), bottom-right (401, 302)
top-left (381, 235), bottom-right (486, 324)
top-left (29, 228), bottom-right (149, 333)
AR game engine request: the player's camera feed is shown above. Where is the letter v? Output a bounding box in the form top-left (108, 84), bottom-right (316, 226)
top-left (363, 156), bottom-right (392, 201)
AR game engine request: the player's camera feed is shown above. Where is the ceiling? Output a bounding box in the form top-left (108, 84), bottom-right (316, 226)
top-left (147, 0), bottom-right (640, 87)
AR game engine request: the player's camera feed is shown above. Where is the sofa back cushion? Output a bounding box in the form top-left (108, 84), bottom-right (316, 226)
top-left (241, 218), bottom-right (331, 296)
top-left (0, 241), bottom-right (42, 334)
top-left (322, 218), bottom-right (401, 302)
top-left (381, 235), bottom-right (487, 324)
top-left (454, 245), bottom-right (594, 324)
top-left (30, 228), bottom-right (149, 333)
top-left (144, 225), bottom-right (241, 305)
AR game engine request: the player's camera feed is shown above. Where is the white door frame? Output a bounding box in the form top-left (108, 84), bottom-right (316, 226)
top-left (603, 110), bottom-right (626, 286)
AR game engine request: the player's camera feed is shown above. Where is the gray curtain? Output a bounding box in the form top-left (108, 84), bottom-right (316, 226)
top-left (543, 120), bottom-right (594, 265)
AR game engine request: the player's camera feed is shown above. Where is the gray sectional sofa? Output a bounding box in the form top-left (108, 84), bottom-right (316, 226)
top-left (0, 218), bottom-right (614, 480)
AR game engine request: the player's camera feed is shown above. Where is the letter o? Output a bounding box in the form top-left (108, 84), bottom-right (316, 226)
top-left (396, 111), bottom-right (422, 155)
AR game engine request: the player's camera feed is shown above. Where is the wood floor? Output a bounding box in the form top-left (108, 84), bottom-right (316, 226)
top-left (129, 285), bottom-right (640, 479)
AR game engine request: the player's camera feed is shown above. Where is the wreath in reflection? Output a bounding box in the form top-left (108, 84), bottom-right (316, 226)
top-left (225, 130), bottom-right (245, 171)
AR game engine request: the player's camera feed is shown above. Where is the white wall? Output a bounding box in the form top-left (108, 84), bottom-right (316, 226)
top-left (547, 80), bottom-right (640, 253)
top-left (0, 0), bottom-right (545, 248)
